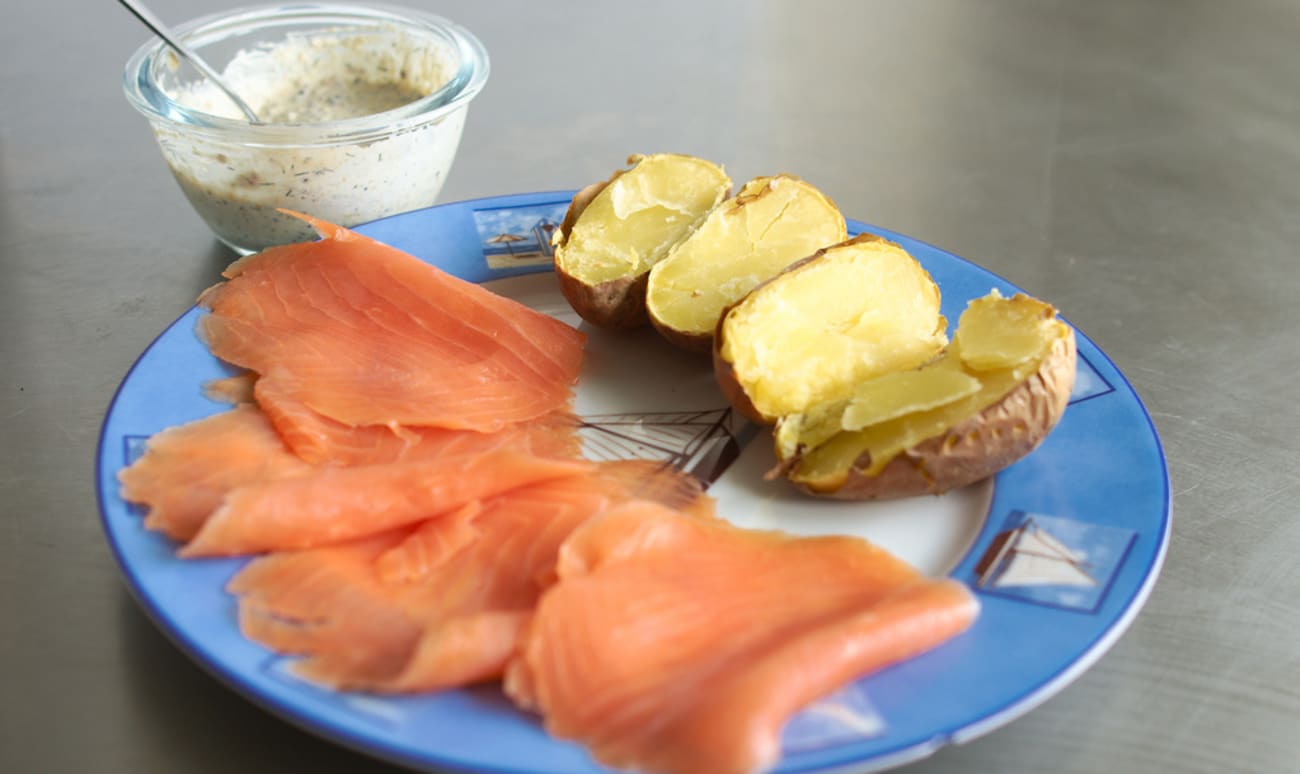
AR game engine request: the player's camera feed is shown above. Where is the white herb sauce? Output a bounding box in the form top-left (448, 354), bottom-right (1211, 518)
top-left (155, 29), bottom-right (462, 252)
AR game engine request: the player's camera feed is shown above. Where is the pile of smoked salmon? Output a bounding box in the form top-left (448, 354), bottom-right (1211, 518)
top-left (119, 213), bottom-right (979, 774)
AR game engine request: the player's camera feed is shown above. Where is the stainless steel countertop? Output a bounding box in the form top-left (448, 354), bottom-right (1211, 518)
top-left (3, 1), bottom-right (1297, 772)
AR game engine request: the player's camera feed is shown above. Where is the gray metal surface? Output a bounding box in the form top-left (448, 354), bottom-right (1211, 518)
top-left (3, 1), bottom-right (1297, 772)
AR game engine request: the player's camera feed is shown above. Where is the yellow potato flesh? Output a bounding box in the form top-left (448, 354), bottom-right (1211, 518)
top-left (784, 292), bottom-right (1070, 491)
top-left (840, 364), bottom-right (981, 430)
top-left (720, 235), bottom-right (947, 419)
top-left (646, 175), bottom-right (846, 337)
top-left (556, 154), bottom-right (730, 285)
top-left (793, 354), bottom-right (1038, 490)
top-left (954, 290), bottom-right (1060, 371)
top-left (774, 403), bottom-right (839, 463)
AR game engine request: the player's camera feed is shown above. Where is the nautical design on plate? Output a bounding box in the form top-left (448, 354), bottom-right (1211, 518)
top-left (472, 201), bottom-right (569, 269)
top-left (781, 682), bottom-right (886, 752)
top-left (1067, 351), bottom-right (1113, 404)
top-left (577, 408), bottom-right (757, 487)
top-left (973, 511), bottom-right (1136, 613)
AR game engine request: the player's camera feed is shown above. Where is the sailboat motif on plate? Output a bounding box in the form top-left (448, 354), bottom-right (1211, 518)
top-left (576, 408), bottom-right (754, 487)
top-left (976, 517), bottom-right (1098, 589)
top-left (971, 511), bottom-right (1137, 614)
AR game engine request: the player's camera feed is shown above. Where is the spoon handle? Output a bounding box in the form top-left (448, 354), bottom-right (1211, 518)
top-left (117, 0), bottom-right (263, 124)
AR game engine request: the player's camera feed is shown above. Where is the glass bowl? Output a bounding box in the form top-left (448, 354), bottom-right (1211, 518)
top-left (123, 2), bottom-right (489, 254)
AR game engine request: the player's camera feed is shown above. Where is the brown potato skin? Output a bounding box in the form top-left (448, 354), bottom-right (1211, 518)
top-left (552, 175), bottom-right (653, 330)
top-left (649, 317), bottom-right (714, 354)
top-left (790, 326), bottom-right (1077, 500)
top-left (711, 345), bottom-right (769, 424)
top-left (556, 269), bottom-right (649, 331)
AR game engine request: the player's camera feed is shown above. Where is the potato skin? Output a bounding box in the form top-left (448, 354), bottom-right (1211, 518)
top-left (712, 343), bottom-right (768, 424)
top-left (649, 318), bottom-right (714, 354)
top-left (790, 326), bottom-right (1077, 500)
top-left (556, 269), bottom-right (649, 331)
top-left (552, 175), bottom-right (653, 330)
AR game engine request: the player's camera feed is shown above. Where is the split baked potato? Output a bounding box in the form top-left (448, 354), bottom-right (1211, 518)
top-left (644, 174), bottom-right (847, 351)
top-left (552, 153), bottom-right (732, 329)
top-left (768, 291), bottom-right (1077, 499)
top-left (556, 153), bottom-right (1076, 501)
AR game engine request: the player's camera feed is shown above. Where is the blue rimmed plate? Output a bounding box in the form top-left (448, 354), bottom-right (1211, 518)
top-left (96, 191), bottom-right (1170, 774)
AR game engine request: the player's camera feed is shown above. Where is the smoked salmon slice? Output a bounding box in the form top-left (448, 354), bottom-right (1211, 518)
top-left (117, 405), bottom-right (311, 542)
top-left (181, 450), bottom-right (593, 557)
top-left (197, 214), bottom-right (586, 433)
top-left (120, 399), bottom-right (581, 549)
top-left (229, 529), bottom-right (432, 685)
top-left (203, 371), bottom-right (257, 404)
top-left (116, 214), bottom-right (986, 774)
top-left (227, 462), bottom-right (713, 692)
top-left (253, 377), bottom-right (582, 466)
top-left (387, 463), bottom-right (713, 692)
top-left (506, 501), bottom-right (979, 774)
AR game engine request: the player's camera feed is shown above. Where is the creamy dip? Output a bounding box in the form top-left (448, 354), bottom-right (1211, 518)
top-left (153, 28), bottom-right (464, 252)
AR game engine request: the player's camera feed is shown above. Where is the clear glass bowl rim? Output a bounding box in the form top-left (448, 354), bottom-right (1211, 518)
top-left (121, 1), bottom-right (489, 146)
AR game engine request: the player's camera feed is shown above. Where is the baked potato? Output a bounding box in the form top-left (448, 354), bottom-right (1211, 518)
top-left (771, 291), bottom-right (1077, 500)
top-left (644, 174), bottom-right (847, 351)
top-left (713, 233), bottom-right (949, 424)
top-left (552, 154), bottom-right (731, 329)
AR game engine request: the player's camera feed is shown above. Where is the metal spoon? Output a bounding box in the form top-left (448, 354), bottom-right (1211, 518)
top-left (117, 0), bottom-right (264, 124)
